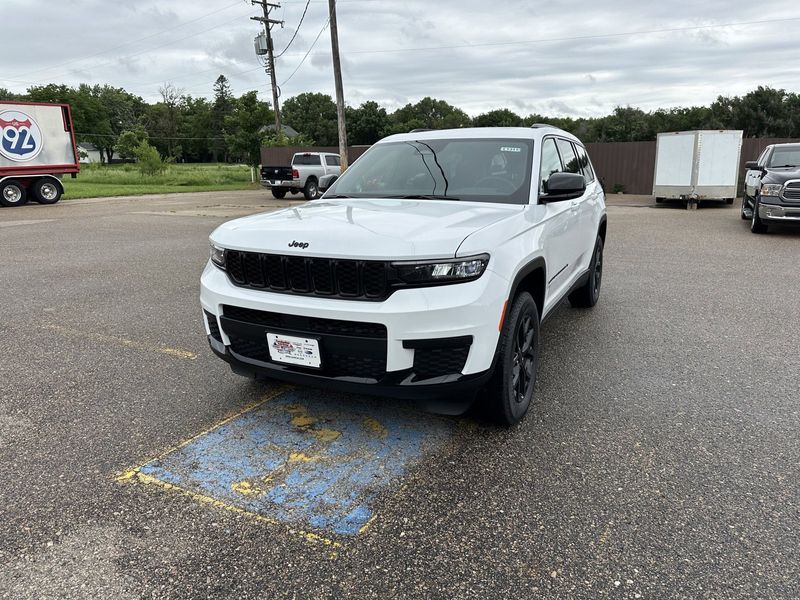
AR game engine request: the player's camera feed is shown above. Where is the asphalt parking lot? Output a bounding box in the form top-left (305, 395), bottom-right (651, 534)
top-left (1, 191), bottom-right (798, 599)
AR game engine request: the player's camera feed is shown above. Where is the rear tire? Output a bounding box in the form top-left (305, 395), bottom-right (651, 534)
top-left (303, 178), bottom-right (319, 200)
top-left (751, 198), bottom-right (768, 234)
top-left (726, 197), bottom-right (734, 205)
top-left (569, 236), bottom-right (604, 308)
top-left (271, 187), bottom-right (287, 199)
top-left (32, 178), bottom-right (63, 204)
top-left (0, 179), bottom-right (27, 207)
top-left (485, 292), bottom-right (540, 426)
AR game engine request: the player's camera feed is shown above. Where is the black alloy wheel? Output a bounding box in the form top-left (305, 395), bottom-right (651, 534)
top-left (569, 236), bottom-right (604, 308)
top-left (486, 292), bottom-right (540, 426)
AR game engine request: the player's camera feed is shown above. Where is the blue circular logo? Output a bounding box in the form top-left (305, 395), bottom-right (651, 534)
top-left (0, 110), bottom-right (43, 162)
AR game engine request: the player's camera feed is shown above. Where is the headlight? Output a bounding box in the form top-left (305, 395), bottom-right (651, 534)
top-left (209, 243), bottom-right (226, 269)
top-left (392, 254), bottom-right (489, 285)
top-left (761, 184), bottom-right (783, 197)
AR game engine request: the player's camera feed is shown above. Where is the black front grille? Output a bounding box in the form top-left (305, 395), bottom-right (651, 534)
top-left (222, 305), bottom-right (386, 338)
top-left (224, 250), bottom-right (391, 300)
top-left (205, 311), bottom-right (222, 342)
top-left (412, 345), bottom-right (470, 381)
top-left (221, 305), bottom-right (387, 381)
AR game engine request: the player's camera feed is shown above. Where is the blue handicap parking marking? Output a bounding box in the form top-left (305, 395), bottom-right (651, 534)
top-left (138, 388), bottom-right (455, 535)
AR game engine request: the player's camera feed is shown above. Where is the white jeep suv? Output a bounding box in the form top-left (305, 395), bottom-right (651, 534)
top-left (201, 127), bottom-right (606, 425)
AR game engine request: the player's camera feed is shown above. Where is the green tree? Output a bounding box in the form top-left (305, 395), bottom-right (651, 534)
top-left (211, 75), bottom-right (234, 161)
top-left (472, 108), bottom-right (523, 128)
top-left (146, 83), bottom-right (185, 159)
top-left (180, 96), bottom-right (213, 162)
top-left (115, 127), bottom-right (149, 159)
top-left (388, 97), bottom-right (471, 134)
top-left (282, 92), bottom-right (338, 146)
top-left (346, 101), bottom-right (389, 144)
top-left (225, 91), bottom-right (273, 167)
top-left (0, 88), bottom-right (20, 101)
top-left (90, 85), bottom-right (147, 162)
top-left (134, 140), bottom-right (166, 176)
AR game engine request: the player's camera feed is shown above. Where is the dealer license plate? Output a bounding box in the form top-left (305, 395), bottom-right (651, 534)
top-left (267, 333), bottom-right (321, 369)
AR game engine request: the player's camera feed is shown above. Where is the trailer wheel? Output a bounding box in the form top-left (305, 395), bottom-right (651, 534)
top-left (0, 179), bottom-right (28, 207)
top-left (32, 178), bottom-right (63, 204)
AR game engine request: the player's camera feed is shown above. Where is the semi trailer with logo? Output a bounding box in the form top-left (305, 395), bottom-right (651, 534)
top-left (0, 101), bottom-right (80, 207)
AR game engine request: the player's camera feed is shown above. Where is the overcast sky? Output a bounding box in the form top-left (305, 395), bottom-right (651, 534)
top-left (3, 0), bottom-right (800, 117)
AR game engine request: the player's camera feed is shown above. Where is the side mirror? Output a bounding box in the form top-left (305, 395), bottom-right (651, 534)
top-left (542, 172), bottom-right (586, 202)
top-left (319, 174), bottom-right (339, 193)
top-left (744, 161), bottom-right (761, 170)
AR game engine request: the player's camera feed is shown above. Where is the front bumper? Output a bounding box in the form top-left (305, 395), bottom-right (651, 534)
top-left (200, 261), bottom-right (508, 395)
top-left (759, 201), bottom-right (800, 222)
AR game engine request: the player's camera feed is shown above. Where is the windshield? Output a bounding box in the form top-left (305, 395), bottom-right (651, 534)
top-left (768, 147), bottom-right (800, 167)
top-left (325, 138), bottom-right (534, 204)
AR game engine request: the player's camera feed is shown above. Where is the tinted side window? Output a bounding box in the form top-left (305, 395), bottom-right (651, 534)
top-left (539, 138), bottom-right (563, 192)
top-left (758, 148), bottom-right (771, 167)
top-left (293, 154), bottom-right (321, 166)
top-left (556, 139), bottom-right (581, 174)
top-left (574, 144), bottom-right (595, 183)
top-left (325, 155), bottom-right (341, 166)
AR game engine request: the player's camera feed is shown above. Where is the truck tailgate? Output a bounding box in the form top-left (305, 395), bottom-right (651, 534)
top-left (261, 166), bottom-right (293, 181)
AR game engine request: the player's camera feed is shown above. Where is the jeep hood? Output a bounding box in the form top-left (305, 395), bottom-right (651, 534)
top-left (210, 198), bottom-right (521, 259)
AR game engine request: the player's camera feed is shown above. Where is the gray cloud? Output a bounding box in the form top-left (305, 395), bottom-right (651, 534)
top-left (2, 0), bottom-right (799, 117)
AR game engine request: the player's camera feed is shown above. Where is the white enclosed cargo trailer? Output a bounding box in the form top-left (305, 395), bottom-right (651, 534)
top-left (653, 130), bottom-right (743, 208)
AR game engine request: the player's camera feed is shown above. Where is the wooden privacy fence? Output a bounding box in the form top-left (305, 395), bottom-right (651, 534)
top-left (262, 138), bottom-right (800, 196)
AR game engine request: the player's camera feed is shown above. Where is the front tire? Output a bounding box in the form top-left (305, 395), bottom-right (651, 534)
top-left (569, 236), bottom-right (604, 308)
top-left (0, 179), bottom-right (27, 207)
top-left (741, 195), bottom-right (749, 220)
top-left (271, 187), bottom-right (287, 199)
top-left (751, 197), bottom-right (768, 234)
top-left (486, 292), bottom-right (540, 426)
top-left (32, 178), bottom-right (63, 204)
top-left (303, 178), bottom-right (319, 200)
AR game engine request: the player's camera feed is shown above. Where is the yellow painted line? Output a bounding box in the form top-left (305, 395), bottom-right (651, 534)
top-left (130, 471), bottom-right (341, 550)
top-left (40, 324), bottom-right (198, 360)
top-left (116, 386), bottom-right (292, 480)
top-left (357, 514), bottom-right (379, 535)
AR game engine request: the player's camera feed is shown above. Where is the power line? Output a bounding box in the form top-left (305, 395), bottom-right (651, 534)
top-left (280, 18), bottom-right (330, 86)
top-left (77, 132), bottom-right (227, 141)
top-left (276, 0), bottom-right (312, 58)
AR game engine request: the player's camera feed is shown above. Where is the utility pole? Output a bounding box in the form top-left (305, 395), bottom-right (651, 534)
top-left (251, 1), bottom-right (283, 133)
top-left (328, 0), bottom-right (348, 169)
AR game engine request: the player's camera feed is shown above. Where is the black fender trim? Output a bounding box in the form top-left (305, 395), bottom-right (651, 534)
top-left (507, 256), bottom-right (547, 306)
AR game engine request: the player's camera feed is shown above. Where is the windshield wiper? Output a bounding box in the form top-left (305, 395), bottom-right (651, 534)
top-left (388, 194), bottom-right (462, 201)
top-left (770, 165), bottom-right (798, 168)
top-left (323, 194), bottom-right (355, 199)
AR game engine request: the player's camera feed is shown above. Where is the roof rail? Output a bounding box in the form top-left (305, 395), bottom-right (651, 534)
top-left (409, 128), bottom-right (433, 133)
top-left (529, 124), bottom-right (551, 129)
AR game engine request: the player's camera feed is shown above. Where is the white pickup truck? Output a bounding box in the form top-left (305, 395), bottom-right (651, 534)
top-left (260, 152), bottom-right (342, 200)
